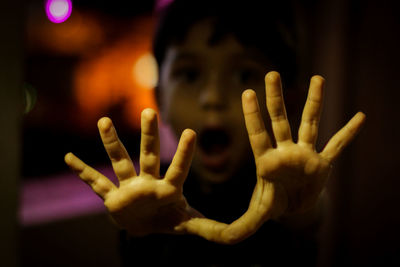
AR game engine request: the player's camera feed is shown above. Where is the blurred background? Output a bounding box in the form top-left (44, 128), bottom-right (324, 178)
top-left (0, 0), bottom-right (399, 266)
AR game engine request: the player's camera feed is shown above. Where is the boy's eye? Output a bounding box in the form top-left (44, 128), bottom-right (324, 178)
top-left (236, 68), bottom-right (263, 85)
top-left (172, 67), bottom-right (200, 84)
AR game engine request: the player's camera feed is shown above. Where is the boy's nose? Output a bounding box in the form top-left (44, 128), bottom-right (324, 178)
top-left (199, 80), bottom-right (227, 111)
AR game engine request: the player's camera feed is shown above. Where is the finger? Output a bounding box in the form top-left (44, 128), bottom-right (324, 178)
top-left (320, 112), bottom-right (366, 162)
top-left (165, 129), bottom-right (196, 186)
top-left (98, 117), bottom-right (137, 181)
top-left (265, 71), bottom-right (292, 144)
top-left (298, 75), bottom-right (325, 148)
top-left (139, 108), bottom-right (160, 177)
top-left (64, 152), bottom-right (116, 199)
top-left (242, 89), bottom-right (272, 157)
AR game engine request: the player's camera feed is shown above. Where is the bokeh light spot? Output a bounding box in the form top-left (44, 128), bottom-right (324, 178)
top-left (133, 53), bottom-right (158, 89)
top-left (45, 0), bottom-right (72, 23)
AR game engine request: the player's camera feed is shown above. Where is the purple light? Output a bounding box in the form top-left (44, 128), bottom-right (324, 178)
top-left (45, 0), bottom-right (72, 23)
top-left (155, 0), bottom-right (174, 12)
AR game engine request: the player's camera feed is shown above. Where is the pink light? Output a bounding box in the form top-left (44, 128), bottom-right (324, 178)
top-left (45, 0), bottom-right (72, 24)
top-left (155, 0), bottom-right (174, 12)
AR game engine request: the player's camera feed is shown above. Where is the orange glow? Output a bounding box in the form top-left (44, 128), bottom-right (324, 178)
top-left (73, 17), bottom-right (158, 130)
top-left (27, 10), bottom-right (103, 55)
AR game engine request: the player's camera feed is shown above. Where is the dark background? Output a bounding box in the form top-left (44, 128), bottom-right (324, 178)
top-left (0, 0), bottom-right (399, 266)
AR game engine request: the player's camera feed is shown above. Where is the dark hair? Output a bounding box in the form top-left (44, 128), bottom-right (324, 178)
top-left (153, 0), bottom-right (304, 90)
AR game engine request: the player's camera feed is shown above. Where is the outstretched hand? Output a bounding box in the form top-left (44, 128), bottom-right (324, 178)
top-left (242, 71), bottom-right (366, 219)
top-left (65, 109), bottom-right (200, 236)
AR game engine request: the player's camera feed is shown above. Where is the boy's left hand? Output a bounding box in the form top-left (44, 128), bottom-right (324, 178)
top-left (242, 71), bottom-right (366, 218)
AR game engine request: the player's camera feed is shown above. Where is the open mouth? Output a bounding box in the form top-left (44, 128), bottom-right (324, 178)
top-left (198, 128), bottom-right (232, 171)
top-left (199, 128), bottom-right (231, 154)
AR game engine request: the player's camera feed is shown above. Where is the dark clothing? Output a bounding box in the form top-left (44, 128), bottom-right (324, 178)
top-left (120, 221), bottom-right (317, 266)
top-left (120, 166), bottom-right (318, 266)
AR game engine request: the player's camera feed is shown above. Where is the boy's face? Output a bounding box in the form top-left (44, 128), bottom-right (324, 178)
top-left (159, 20), bottom-right (271, 186)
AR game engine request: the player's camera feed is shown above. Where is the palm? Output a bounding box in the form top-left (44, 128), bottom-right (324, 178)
top-left (105, 177), bottom-right (188, 235)
top-left (256, 143), bottom-right (330, 214)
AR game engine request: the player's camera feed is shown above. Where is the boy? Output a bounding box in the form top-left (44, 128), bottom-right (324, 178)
top-left (65, 0), bottom-right (365, 265)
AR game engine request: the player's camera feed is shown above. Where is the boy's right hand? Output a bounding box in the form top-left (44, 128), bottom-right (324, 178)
top-left (64, 109), bottom-right (199, 236)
